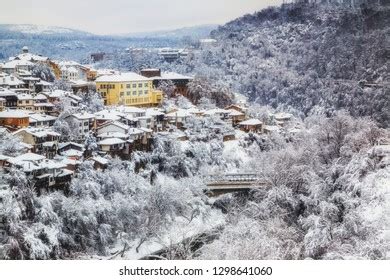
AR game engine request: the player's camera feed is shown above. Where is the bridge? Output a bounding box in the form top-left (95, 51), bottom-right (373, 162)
top-left (204, 173), bottom-right (266, 196)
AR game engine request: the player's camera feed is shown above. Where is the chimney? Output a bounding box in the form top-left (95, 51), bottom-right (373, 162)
top-left (22, 46), bottom-right (29, 53)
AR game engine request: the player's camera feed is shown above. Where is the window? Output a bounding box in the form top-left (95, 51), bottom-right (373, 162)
top-left (121, 84), bottom-right (123, 89)
top-left (144, 83), bottom-right (148, 87)
top-left (138, 90), bottom-right (142, 95)
top-left (126, 84), bottom-right (131, 88)
top-left (120, 92), bottom-right (124, 97)
top-left (132, 84), bottom-right (136, 88)
top-left (133, 91), bottom-right (137, 95)
top-left (144, 90), bottom-right (148, 95)
top-left (138, 83), bottom-right (142, 88)
top-left (127, 92), bottom-right (131, 96)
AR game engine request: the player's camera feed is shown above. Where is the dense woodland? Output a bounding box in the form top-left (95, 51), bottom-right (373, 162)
top-left (164, 2), bottom-right (390, 127)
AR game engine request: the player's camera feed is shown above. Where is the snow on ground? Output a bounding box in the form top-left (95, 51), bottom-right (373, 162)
top-left (358, 165), bottom-right (390, 257)
top-left (8, 24), bottom-right (79, 35)
top-left (106, 210), bottom-right (225, 260)
top-left (222, 130), bottom-right (252, 169)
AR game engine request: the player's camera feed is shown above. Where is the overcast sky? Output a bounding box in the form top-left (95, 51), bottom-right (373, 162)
top-left (0, 0), bottom-right (284, 35)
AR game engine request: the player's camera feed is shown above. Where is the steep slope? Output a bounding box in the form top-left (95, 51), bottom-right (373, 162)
top-left (177, 3), bottom-right (390, 127)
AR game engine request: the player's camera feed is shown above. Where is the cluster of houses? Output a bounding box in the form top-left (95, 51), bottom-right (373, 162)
top-left (0, 47), bottom-right (298, 194)
top-left (0, 99), bottom-right (295, 193)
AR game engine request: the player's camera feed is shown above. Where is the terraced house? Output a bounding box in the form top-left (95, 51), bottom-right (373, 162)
top-left (96, 72), bottom-right (163, 107)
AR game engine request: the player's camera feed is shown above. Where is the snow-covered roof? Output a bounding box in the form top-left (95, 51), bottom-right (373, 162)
top-left (186, 107), bottom-right (205, 115)
top-left (274, 113), bottom-right (293, 120)
top-left (204, 108), bottom-right (231, 115)
top-left (60, 149), bottom-right (84, 157)
top-left (263, 125), bottom-right (280, 132)
top-left (229, 109), bottom-right (245, 116)
top-left (36, 80), bottom-right (52, 86)
top-left (18, 70), bottom-right (34, 77)
top-left (16, 93), bottom-right (34, 100)
top-left (0, 110), bottom-right (29, 118)
top-left (0, 74), bottom-right (25, 86)
top-left (42, 141), bottom-right (57, 147)
top-left (145, 108), bottom-right (165, 117)
top-left (58, 142), bottom-right (85, 150)
top-left (239, 119), bottom-right (263, 126)
top-left (0, 154), bottom-right (11, 161)
top-left (71, 79), bottom-right (89, 86)
top-left (98, 138), bottom-right (126, 146)
top-left (96, 69), bottom-right (116, 76)
top-left (45, 89), bottom-right (71, 98)
top-left (128, 128), bottom-right (144, 135)
top-left (13, 127), bottom-right (60, 138)
top-left (28, 113), bottom-right (57, 122)
top-left (33, 102), bottom-right (55, 107)
top-left (166, 110), bottom-right (192, 118)
top-left (96, 72), bottom-right (151, 83)
top-left (116, 106), bottom-right (146, 114)
top-left (94, 110), bottom-right (122, 121)
top-left (68, 94), bottom-right (82, 102)
top-left (71, 113), bottom-right (95, 120)
top-left (98, 132), bottom-right (128, 139)
top-left (29, 114), bottom-right (57, 123)
top-left (33, 94), bottom-right (48, 100)
top-left (57, 60), bottom-right (81, 67)
top-left (14, 52), bottom-right (48, 62)
top-left (0, 88), bottom-right (17, 97)
top-left (64, 66), bottom-right (78, 73)
top-left (58, 157), bottom-right (80, 166)
top-left (98, 120), bottom-right (129, 131)
top-left (139, 127), bottom-right (153, 133)
top-left (91, 156), bottom-right (109, 165)
top-left (150, 72), bottom-right (193, 80)
top-left (2, 60), bottom-right (34, 69)
top-left (11, 152), bottom-right (45, 162)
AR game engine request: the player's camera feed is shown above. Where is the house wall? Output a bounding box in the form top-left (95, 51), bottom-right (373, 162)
top-left (13, 130), bottom-right (35, 145)
top-left (0, 117), bottom-right (29, 128)
top-left (97, 124), bottom-right (127, 135)
top-left (96, 80), bottom-right (163, 107)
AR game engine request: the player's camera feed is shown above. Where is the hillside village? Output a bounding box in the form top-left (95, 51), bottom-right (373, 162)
top-left (0, 46), bottom-right (297, 195)
top-left (0, 0), bottom-right (390, 261)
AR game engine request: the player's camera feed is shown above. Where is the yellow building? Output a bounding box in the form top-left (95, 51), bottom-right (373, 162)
top-left (95, 72), bottom-right (163, 107)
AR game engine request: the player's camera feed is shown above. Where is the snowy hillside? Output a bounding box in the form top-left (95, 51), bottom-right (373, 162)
top-left (0, 24), bottom-right (91, 36)
top-left (165, 2), bottom-right (390, 127)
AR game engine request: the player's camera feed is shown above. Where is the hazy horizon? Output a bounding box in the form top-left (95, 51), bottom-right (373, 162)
top-left (0, 0), bottom-right (284, 35)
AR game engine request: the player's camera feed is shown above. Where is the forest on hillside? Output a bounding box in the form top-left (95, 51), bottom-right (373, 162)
top-left (162, 2), bottom-right (390, 127)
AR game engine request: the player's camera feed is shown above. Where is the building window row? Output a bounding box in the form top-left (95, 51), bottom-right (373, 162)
top-left (100, 84), bottom-right (115, 89)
